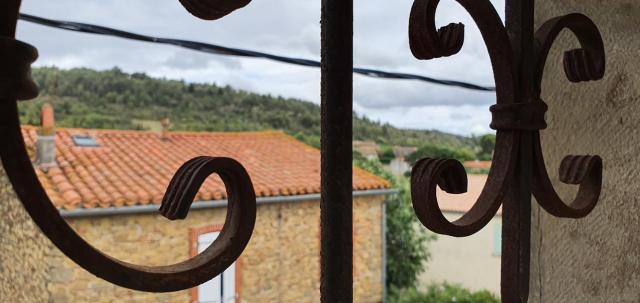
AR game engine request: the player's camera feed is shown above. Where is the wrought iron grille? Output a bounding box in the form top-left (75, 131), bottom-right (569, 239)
top-left (0, 0), bottom-right (604, 302)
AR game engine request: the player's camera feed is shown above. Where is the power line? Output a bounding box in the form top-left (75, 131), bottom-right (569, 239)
top-left (18, 13), bottom-right (496, 92)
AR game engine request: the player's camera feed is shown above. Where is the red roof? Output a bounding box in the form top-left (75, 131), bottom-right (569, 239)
top-left (22, 126), bottom-right (390, 210)
top-left (463, 160), bottom-right (492, 169)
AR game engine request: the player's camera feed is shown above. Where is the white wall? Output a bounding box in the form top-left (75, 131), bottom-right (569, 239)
top-left (384, 158), bottom-right (410, 177)
top-left (418, 212), bottom-right (502, 295)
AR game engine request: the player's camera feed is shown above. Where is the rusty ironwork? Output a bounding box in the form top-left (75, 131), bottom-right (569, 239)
top-left (320, 0), bottom-right (354, 301)
top-left (0, 0), bottom-right (257, 293)
top-left (178, 0), bottom-right (252, 20)
top-left (408, 0), bottom-right (605, 302)
top-left (1, 0), bottom-right (606, 301)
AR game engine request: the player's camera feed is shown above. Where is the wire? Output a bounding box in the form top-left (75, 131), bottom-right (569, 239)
top-left (18, 13), bottom-right (496, 92)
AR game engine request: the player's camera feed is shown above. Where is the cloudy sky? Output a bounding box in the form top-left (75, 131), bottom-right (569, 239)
top-left (17, 0), bottom-right (505, 136)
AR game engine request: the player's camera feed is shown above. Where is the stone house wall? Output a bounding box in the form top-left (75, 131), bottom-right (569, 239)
top-left (0, 165), bottom-right (51, 302)
top-left (44, 195), bottom-right (385, 303)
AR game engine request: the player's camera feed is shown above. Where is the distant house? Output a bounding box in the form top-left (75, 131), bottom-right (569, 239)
top-left (353, 140), bottom-right (380, 160)
top-left (353, 141), bottom-right (416, 177)
top-left (385, 146), bottom-right (417, 177)
top-left (19, 107), bottom-right (394, 302)
top-left (418, 174), bottom-right (501, 294)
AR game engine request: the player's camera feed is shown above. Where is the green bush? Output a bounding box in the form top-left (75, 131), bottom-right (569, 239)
top-left (406, 144), bottom-right (475, 165)
top-left (378, 145), bottom-right (396, 164)
top-left (389, 283), bottom-right (500, 303)
top-left (465, 167), bottom-right (490, 175)
top-left (475, 134), bottom-right (496, 161)
top-left (353, 153), bottom-right (435, 290)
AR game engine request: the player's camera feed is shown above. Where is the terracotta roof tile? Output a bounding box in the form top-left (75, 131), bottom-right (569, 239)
top-left (22, 126), bottom-right (390, 210)
top-left (463, 160), bottom-right (492, 169)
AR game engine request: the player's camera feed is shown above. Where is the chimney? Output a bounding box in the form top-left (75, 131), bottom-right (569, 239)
top-left (160, 117), bottom-right (171, 140)
top-left (35, 103), bottom-right (56, 170)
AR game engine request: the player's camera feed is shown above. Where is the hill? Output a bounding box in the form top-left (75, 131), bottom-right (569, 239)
top-left (18, 67), bottom-right (476, 150)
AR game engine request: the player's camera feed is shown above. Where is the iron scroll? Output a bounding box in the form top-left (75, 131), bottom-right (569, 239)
top-left (408, 0), bottom-right (605, 301)
top-left (0, 0), bottom-right (256, 292)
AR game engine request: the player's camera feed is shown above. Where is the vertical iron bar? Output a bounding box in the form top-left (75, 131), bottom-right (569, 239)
top-left (320, 0), bottom-right (353, 302)
top-left (0, 0), bottom-right (20, 38)
top-left (502, 0), bottom-right (534, 302)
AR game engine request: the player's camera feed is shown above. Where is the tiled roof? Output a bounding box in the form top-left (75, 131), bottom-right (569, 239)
top-left (436, 174), bottom-right (501, 215)
top-left (463, 160), bottom-right (492, 169)
top-left (22, 126), bottom-right (390, 210)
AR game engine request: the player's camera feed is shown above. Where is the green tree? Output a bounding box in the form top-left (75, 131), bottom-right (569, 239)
top-left (406, 144), bottom-right (476, 165)
top-left (353, 153), bottom-right (435, 290)
top-left (389, 283), bottom-right (500, 303)
top-left (476, 134), bottom-right (496, 160)
top-left (377, 145), bottom-right (395, 164)
top-left (20, 67), bottom-right (478, 151)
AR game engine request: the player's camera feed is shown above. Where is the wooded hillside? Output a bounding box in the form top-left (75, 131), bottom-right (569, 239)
top-left (19, 67), bottom-right (478, 150)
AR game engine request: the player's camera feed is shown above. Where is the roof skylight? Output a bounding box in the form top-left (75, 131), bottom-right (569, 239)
top-left (72, 135), bottom-right (99, 147)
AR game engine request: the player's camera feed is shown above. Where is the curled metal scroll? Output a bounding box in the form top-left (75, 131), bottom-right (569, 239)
top-left (531, 13), bottom-right (605, 219)
top-left (408, 1), bottom-right (605, 300)
top-left (409, 0), bottom-right (605, 235)
top-left (409, 0), bottom-right (517, 237)
top-left (178, 0), bottom-right (252, 20)
top-left (0, 0), bottom-right (256, 292)
top-left (533, 13), bottom-right (605, 89)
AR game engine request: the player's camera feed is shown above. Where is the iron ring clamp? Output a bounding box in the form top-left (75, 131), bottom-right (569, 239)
top-left (0, 0), bottom-right (257, 292)
top-left (408, 0), bottom-right (605, 237)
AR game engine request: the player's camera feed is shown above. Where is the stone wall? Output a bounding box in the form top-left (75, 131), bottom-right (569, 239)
top-left (0, 165), bottom-right (51, 302)
top-left (44, 196), bottom-right (385, 303)
top-left (530, 1), bottom-right (640, 302)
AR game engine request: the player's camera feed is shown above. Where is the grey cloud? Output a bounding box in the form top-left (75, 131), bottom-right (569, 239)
top-left (354, 77), bottom-right (495, 109)
top-left (18, 0), bottom-right (505, 135)
top-left (163, 50), bottom-right (241, 70)
top-left (450, 112), bottom-right (473, 120)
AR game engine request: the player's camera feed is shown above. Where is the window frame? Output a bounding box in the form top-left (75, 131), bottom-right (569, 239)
top-left (190, 224), bottom-right (242, 303)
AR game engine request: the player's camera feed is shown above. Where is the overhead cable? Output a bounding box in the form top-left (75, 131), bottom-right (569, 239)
top-left (19, 13), bottom-right (496, 92)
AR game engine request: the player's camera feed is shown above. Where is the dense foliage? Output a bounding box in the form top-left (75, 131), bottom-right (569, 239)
top-left (19, 67), bottom-right (476, 150)
top-left (389, 283), bottom-right (500, 303)
top-left (474, 134), bottom-right (496, 161)
top-left (406, 144), bottom-right (476, 165)
top-left (377, 145), bottom-right (396, 164)
top-left (353, 152), bottom-right (435, 290)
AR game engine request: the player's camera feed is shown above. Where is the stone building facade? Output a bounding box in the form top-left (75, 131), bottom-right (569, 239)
top-left (0, 165), bottom-right (51, 302)
top-left (45, 195), bottom-right (385, 303)
top-left (2, 121), bottom-right (392, 302)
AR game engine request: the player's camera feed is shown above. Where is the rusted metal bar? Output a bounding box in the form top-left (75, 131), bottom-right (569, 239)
top-left (320, 0), bottom-right (353, 301)
top-left (500, 151), bottom-right (532, 303)
top-left (502, 1), bottom-right (534, 302)
top-left (0, 0), bottom-right (20, 38)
